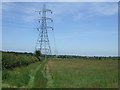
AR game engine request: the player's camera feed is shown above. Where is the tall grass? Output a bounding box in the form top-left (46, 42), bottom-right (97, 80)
top-left (48, 58), bottom-right (118, 88)
top-left (2, 62), bottom-right (41, 88)
top-left (32, 60), bottom-right (47, 88)
top-left (2, 52), bottom-right (47, 88)
top-left (2, 52), bottom-right (118, 88)
top-left (2, 52), bottom-right (40, 88)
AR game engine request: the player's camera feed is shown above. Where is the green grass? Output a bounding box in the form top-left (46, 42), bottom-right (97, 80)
top-left (48, 58), bottom-right (118, 88)
top-left (2, 62), bottom-right (41, 88)
top-left (2, 58), bottom-right (118, 88)
top-left (32, 60), bottom-right (47, 88)
top-left (2, 60), bottom-right (48, 88)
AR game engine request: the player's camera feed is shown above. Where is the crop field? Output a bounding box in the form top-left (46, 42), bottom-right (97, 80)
top-left (2, 52), bottom-right (118, 88)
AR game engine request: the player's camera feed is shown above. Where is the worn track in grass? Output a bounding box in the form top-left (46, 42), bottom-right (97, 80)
top-left (26, 63), bottom-right (41, 88)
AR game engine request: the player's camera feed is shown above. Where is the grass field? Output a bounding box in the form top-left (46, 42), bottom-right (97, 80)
top-left (2, 58), bottom-right (118, 88)
top-left (47, 58), bottom-right (118, 88)
top-left (2, 61), bottom-right (47, 88)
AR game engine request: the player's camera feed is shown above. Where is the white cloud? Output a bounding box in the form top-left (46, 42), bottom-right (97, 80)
top-left (2, 2), bottom-right (40, 22)
top-left (47, 2), bottom-right (118, 22)
top-left (22, 2), bottom-right (118, 23)
top-left (2, 2), bottom-right (118, 23)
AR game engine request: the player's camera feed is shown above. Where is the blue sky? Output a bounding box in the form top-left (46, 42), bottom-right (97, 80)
top-left (2, 2), bottom-right (118, 56)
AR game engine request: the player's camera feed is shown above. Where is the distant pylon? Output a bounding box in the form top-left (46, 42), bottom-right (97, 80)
top-left (35, 4), bottom-right (53, 55)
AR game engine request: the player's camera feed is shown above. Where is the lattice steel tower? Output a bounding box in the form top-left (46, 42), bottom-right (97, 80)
top-left (35, 4), bottom-right (53, 55)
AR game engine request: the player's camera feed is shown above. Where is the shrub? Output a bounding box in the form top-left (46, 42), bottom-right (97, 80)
top-left (34, 50), bottom-right (42, 61)
top-left (2, 52), bottom-right (38, 70)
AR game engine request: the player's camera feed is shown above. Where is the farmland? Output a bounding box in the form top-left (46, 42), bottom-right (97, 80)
top-left (2, 51), bottom-right (118, 88)
top-left (48, 59), bottom-right (118, 88)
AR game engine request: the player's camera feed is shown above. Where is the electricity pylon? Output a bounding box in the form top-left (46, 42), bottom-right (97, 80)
top-left (35, 4), bottom-right (53, 56)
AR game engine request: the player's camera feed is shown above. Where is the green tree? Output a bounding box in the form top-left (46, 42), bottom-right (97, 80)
top-left (35, 50), bottom-right (41, 61)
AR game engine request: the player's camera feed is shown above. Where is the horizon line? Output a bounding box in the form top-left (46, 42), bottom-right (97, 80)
top-left (1, 50), bottom-right (118, 57)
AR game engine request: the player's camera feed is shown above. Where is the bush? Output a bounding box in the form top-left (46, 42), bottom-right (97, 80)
top-left (2, 52), bottom-right (39, 70)
top-left (34, 50), bottom-right (42, 61)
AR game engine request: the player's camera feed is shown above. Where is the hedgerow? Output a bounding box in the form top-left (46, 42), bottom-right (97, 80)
top-left (2, 52), bottom-right (39, 70)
